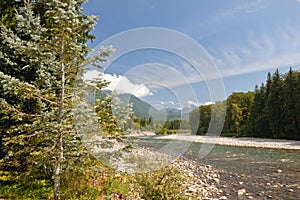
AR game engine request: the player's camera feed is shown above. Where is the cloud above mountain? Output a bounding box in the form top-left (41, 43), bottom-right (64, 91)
top-left (83, 70), bottom-right (153, 97)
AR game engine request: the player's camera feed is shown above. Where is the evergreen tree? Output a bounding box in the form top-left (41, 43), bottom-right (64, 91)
top-left (95, 91), bottom-right (133, 139)
top-left (250, 84), bottom-right (270, 137)
top-left (250, 68), bottom-right (300, 139)
top-left (0, 1), bottom-right (114, 198)
top-left (282, 68), bottom-right (300, 139)
top-left (266, 69), bottom-right (284, 138)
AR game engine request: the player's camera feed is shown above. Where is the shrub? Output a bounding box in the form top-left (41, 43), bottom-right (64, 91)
top-left (133, 166), bottom-right (188, 200)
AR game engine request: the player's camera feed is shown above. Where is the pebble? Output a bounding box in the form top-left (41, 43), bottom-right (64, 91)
top-left (237, 189), bottom-right (246, 196)
top-left (213, 178), bottom-right (220, 184)
top-left (171, 156), bottom-right (222, 199)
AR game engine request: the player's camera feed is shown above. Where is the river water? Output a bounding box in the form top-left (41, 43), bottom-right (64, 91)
top-left (131, 138), bottom-right (300, 200)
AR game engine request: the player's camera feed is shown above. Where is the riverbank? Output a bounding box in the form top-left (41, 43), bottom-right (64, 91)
top-left (154, 134), bottom-right (300, 150)
top-left (130, 135), bottom-right (300, 199)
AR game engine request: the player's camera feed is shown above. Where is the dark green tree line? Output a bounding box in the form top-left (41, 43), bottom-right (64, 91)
top-left (189, 68), bottom-right (300, 140)
top-left (251, 68), bottom-right (300, 139)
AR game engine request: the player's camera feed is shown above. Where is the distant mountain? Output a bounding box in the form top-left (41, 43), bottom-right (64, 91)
top-left (164, 108), bottom-right (181, 121)
top-left (117, 93), bottom-right (161, 119)
top-left (164, 105), bottom-right (197, 121)
top-left (94, 90), bottom-right (196, 121)
top-left (183, 105), bottom-right (198, 120)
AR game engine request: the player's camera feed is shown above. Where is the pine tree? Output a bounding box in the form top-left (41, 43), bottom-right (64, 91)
top-left (250, 84), bottom-right (270, 137)
top-left (283, 68), bottom-right (300, 139)
top-left (0, 0), bottom-right (114, 198)
top-left (266, 69), bottom-right (284, 138)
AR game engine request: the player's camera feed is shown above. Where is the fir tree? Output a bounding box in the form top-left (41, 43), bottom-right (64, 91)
top-left (0, 0), bottom-right (114, 198)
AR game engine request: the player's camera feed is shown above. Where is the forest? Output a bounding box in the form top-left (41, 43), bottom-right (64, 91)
top-left (189, 68), bottom-right (300, 140)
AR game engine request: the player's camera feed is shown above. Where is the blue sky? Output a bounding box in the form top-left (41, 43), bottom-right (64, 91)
top-left (83, 0), bottom-right (300, 108)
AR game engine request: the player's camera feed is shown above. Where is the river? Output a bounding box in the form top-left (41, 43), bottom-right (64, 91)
top-left (131, 137), bottom-right (300, 200)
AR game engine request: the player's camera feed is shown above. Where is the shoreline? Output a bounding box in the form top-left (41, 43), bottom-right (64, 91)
top-left (152, 134), bottom-right (300, 150)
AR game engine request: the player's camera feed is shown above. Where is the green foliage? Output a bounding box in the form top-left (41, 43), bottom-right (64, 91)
top-left (189, 101), bottom-right (226, 136)
top-left (0, 179), bottom-right (52, 200)
top-left (134, 166), bottom-right (188, 200)
top-left (198, 104), bottom-right (212, 135)
top-left (95, 91), bottom-right (133, 138)
top-left (60, 167), bottom-right (103, 199)
top-left (224, 92), bottom-right (254, 136)
top-left (0, 0), bottom-right (114, 198)
top-left (156, 119), bottom-right (191, 135)
top-left (250, 68), bottom-right (300, 139)
top-left (189, 68), bottom-right (300, 140)
top-left (60, 161), bottom-right (133, 200)
top-left (282, 68), bottom-right (300, 139)
top-left (102, 173), bottom-right (131, 196)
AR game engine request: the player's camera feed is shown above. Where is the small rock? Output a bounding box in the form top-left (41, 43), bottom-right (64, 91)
top-left (188, 186), bottom-right (197, 193)
top-left (213, 178), bottom-right (220, 184)
top-left (219, 196), bottom-right (227, 199)
top-left (277, 169), bottom-right (282, 173)
top-left (237, 189), bottom-right (246, 196)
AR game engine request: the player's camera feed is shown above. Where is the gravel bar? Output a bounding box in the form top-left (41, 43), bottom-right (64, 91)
top-left (155, 134), bottom-right (300, 150)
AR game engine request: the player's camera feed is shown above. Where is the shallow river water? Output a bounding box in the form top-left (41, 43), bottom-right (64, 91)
top-left (132, 138), bottom-right (300, 200)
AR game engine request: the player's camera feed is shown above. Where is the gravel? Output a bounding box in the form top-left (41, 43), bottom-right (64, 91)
top-left (155, 134), bottom-right (300, 150)
top-left (171, 156), bottom-right (223, 199)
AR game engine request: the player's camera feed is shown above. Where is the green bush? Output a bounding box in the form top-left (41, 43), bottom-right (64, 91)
top-left (0, 179), bottom-right (52, 200)
top-left (102, 173), bottom-right (131, 196)
top-left (134, 166), bottom-right (188, 200)
top-left (60, 167), bottom-right (104, 199)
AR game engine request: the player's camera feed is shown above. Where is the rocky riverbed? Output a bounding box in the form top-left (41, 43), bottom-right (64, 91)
top-left (171, 156), bottom-right (223, 199)
top-left (128, 136), bottom-right (300, 199)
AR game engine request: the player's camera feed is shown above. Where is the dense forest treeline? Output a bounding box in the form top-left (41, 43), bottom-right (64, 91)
top-left (189, 68), bottom-right (300, 140)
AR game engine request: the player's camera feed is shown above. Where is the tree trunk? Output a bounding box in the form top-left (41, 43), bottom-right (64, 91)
top-left (54, 37), bottom-right (65, 200)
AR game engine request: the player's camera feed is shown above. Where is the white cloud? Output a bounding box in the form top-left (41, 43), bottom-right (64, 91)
top-left (204, 101), bottom-right (215, 106)
top-left (187, 101), bottom-right (199, 107)
top-left (182, 0), bottom-right (265, 39)
top-left (83, 70), bottom-right (100, 81)
top-left (83, 70), bottom-right (153, 97)
top-left (211, 25), bottom-right (300, 78)
top-left (124, 62), bottom-right (212, 90)
top-left (187, 100), bottom-right (215, 107)
top-left (159, 101), bottom-right (179, 106)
